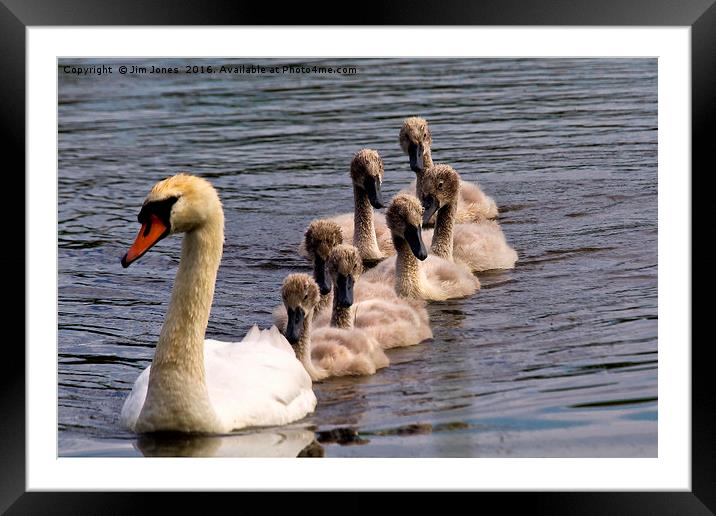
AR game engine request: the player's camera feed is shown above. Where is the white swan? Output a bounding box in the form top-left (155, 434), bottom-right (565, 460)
top-left (119, 173), bottom-right (316, 434)
top-left (420, 164), bottom-right (518, 272)
top-left (399, 116), bottom-right (498, 223)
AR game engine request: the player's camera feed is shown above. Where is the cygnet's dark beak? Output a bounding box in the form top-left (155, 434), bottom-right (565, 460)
top-left (408, 142), bottom-right (424, 173)
top-left (364, 175), bottom-right (384, 209)
top-left (421, 194), bottom-right (440, 226)
top-left (313, 256), bottom-right (332, 296)
top-left (404, 223), bottom-right (428, 261)
top-left (285, 307), bottom-right (305, 345)
top-left (334, 273), bottom-right (354, 308)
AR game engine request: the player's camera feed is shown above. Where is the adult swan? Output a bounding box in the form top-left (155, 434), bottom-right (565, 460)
top-left (119, 173), bottom-right (316, 434)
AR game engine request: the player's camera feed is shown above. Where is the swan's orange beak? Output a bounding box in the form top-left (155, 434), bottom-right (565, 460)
top-left (121, 213), bottom-right (170, 268)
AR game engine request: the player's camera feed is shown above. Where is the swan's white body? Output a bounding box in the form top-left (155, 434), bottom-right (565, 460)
top-left (120, 174), bottom-right (316, 434)
top-left (121, 328), bottom-right (316, 434)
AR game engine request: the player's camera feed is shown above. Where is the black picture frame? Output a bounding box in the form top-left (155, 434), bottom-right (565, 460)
top-left (2, 0), bottom-right (706, 512)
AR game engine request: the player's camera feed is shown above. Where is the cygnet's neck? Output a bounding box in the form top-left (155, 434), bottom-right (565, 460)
top-left (414, 146), bottom-right (434, 200)
top-left (392, 234), bottom-right (423, 298)
top-left (295, 307), bottom-right (322, 381)
top-left (353, 184), bottom-right (383, 260)
top-left (136, 216), bottom-right (224, 432)
top-left (331, 294), bottom-right (353, 329)
top-left (430, 201), bottom-right (456, 261)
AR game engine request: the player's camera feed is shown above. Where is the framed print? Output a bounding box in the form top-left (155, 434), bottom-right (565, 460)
top-left (2, 0), bottom-right (707, 512)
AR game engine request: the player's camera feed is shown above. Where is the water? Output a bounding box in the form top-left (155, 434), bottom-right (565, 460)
top-left (58, 58), bottom-right (657, 457)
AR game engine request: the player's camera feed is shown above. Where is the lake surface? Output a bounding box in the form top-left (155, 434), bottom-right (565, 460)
top-left (58, 58), bottom-right (657, 457)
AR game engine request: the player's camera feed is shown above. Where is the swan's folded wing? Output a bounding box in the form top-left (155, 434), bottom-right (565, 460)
top-left (241, 324), bottom-right (262, 343)
top-left (204, 336), bottom-right (317, 432)
top-left (266, 325), bottom-right (295, 354)
top-left (119, 365), bottom-right (151, 431)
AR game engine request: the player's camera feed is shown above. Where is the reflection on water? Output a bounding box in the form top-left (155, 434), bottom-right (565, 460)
top-left (58, 58), bottom-right (657, 457)
top-left (134, 428), bottom-right (317, 458)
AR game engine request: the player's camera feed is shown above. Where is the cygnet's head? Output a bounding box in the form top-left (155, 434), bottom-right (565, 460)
top-left (350, 148), bottom-right (385, 209)
top-left (281, 273), bottom-right (321, 346)
top-left (121, 173), bottom-right (223, 268)
top-left (385, 194), bottom-right (428, 261)
top-left (326, 244), bottom-right (363, 308)
top-left (303, 220), bottom-right (343, 296)
top-left (419, 164), bottom-right (461, 225)
top-left (399, 117), bottom-right (432, 173)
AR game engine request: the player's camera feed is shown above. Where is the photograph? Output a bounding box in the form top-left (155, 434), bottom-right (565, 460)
top-left (56, 56), bottom-right (658, 459)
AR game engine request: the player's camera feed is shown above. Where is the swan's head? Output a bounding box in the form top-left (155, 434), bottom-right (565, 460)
top-left (304, 220), bottom-right (343, 296)
top-left (121, 173), bottom-right (223, 268)
top-left (282, 273), bottom-right (320, 346)
top-left (386, 194), bottom-right (428, 261)
top-left (350, 148), bottom-right (385, 209)
top-left (326, 244), bottom-right (363, 309)
top-left (419, 164), bottom-right (460, 225)
top-left (399, 117), bottom-right (432, 173)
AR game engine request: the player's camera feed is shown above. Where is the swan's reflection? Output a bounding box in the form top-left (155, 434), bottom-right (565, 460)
top-left (134, 427), bottom-right (320, 457)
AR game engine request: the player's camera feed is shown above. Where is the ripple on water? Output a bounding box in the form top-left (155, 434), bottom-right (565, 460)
top-left (58, 57), bottom-right (657, 457)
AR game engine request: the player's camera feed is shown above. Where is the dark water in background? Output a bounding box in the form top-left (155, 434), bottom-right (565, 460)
top-left (58, 58), bottom-right (657, 457)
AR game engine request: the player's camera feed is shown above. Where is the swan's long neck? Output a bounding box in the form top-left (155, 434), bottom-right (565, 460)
top-left (331, 296), bottom-right (353, 329)
top-left (393, 234), bottom-right (422, 298)
top-left (414, 146), bottom-right (434, 200)
top-left (353, 184), bottom-right (382, 259)
top-left (136, 216), bottom-right (224, 433)
top-left (431, 201), bottom-right (456, 261)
